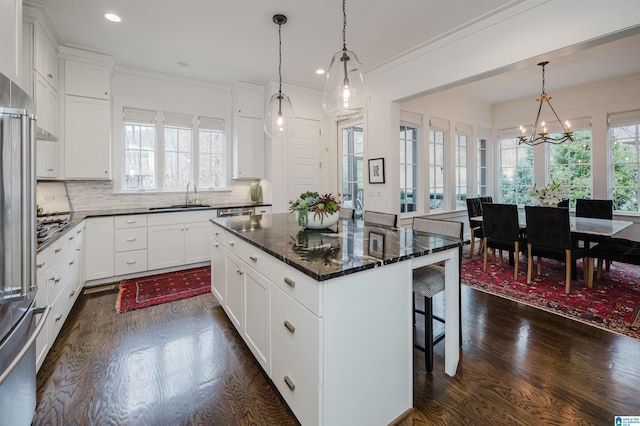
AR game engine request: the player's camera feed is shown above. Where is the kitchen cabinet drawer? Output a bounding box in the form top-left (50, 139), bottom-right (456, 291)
top-left (271, 284), bottom-right (321, 382)
top-left (255, 206), bottom-right (272, 215)
top-left (48, 280), bottom-right (75, 344)
top-left (272, 334), bottom-right (320, 426)
top-left (263, 256), bottom-right (323, 317)
top-left (114, 214), bottom-right (147, 229)
top-left (36, 247), bottom-right (51, 279)
top-left (115, 227), bottom-right (147, 252)
top-left (115, 249), bottom-right (148, 276)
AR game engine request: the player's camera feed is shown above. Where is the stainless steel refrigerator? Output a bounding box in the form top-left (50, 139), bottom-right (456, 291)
top-left (0, 72), bottom-right (50, 425)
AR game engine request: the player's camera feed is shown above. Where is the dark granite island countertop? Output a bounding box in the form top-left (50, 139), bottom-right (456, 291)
top-left (210, 213), bottom-right (462, 281)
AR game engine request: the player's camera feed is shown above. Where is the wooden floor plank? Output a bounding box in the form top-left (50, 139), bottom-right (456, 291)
top-left (35, 283), bottom-right (640, 425)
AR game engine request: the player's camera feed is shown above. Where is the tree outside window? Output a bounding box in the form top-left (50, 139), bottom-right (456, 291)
top-left (500, 138), bottom-right (533, 205)
top-left (548, 129), bottom-right (592, 208)
top-left (609, 115), bottom-right (640, 212)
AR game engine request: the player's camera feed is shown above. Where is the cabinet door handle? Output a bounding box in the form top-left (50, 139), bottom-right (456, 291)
top-left (36, 261), bottom-right (46, 268)
top-left (284, 321), bottom-right (296, 334)
top-left (284, 277), bottom-right (295, 288)
top-left (53, 276), bottom-right (62, 283)
top-left (69, 290), bottom-right (75, 298)
top-left (126, 220), bottom-right (136, 224)
top-left (228, 241), bottom-right (235, 246)
top-left (69, 260), bottom-right (75, 265)
top-left (249, 255), bottom-right (257, 262)
top-left (213, 243), bottom-right (219, 248)
top-left (214, 231), bottom-right (219, 236)
top-left (55, 314), bottom-right (62, 322)
top-left (68, 235), bottom-right (75, 241)
top-left (46, 168), bottom-right (54, 172)
top-left (47, 73), bottom-right (53, 79)
top-left (54, 248), bottom-right (62, 253)
top-left (126, 260), bottom-right (137, 265)
top-left (236, 269), bottom-right (243, 275)
top-left (126, 238), bottom-right (137, 242)
top-left (284, 376), bottom-right (296, 391)
top-left (77, 229), bottom-right (83, 234)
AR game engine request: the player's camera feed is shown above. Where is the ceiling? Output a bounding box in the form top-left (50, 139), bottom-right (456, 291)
top-left (25, 0), bottom-right (640, 104)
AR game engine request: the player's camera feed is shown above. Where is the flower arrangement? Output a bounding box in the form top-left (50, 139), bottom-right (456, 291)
top-left (526, 181), bottom-right (570, 206)
top-left (289, 191), bottom-right (341, 229)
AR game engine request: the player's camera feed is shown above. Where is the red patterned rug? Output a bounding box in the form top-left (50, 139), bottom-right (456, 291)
top-left (462, 252), bottom-right (640, 340)
top-left (116, 267), bottom-right (211, 313)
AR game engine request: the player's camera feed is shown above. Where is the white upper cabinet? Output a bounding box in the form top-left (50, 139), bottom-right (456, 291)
top-left (34, 20), bottom-right (57, 91)
top-left (0, 0), bottom-right (22, 83)
top-left (232, 84), bottom-right (265, 179)
top-left (64, 61), bottom-right (110, 99)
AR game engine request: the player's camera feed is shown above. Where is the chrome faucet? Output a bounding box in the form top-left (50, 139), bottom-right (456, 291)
top-left (185, 181), bottom-right (198, 205)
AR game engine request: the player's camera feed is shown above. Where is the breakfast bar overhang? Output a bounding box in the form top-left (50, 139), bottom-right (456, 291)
top-left (210, 213), bottom-right (463, 425)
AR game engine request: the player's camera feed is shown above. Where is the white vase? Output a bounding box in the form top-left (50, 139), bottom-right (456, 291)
top-left (300, 211), bottom-right (340, 229)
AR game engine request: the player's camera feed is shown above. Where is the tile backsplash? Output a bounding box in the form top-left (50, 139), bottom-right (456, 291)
top-left (61, 180), bottom-right (262, 212)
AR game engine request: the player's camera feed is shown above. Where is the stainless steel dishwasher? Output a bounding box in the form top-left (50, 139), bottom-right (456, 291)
top-left (217, 207), bottom-right (255, 217)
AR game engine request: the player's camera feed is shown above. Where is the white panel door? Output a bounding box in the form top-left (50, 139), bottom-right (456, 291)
top-left (287, 118), bottom-right (321, 203)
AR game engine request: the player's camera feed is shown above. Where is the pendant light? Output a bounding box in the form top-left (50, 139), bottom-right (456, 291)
top-left (322, 0), bottom-right (368, 120)
top-left (518, 61), bottom-right (574, 146)
top-left (264, 14), bottom-right (296, 138)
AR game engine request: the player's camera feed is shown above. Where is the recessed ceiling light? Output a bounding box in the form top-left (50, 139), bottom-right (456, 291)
top-left (104, 13), bottom-right (121, 23)
top-left (315, 68), bottom-right (325, 75)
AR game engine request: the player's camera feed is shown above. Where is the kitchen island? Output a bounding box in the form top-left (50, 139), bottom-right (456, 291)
top-left (210, 213), bottom-right (462, 426)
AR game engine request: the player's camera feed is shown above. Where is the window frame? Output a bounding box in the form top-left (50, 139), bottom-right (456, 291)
top-left (608, 110), bottom-right (640, 213)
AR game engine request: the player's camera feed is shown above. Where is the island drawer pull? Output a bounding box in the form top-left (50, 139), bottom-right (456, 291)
top-left (126, 260), bottom-right (137, 265)
top-left (213, 242), bottom-right (219, 248)
top-left (249, 255), bottom-right (258, 262)
top-left (126, 238), bottom-right (137, 242)
top-left (284, 376), bottom-right (296, 391)
top-left (284, 321), bottom-right (296, 333)
top-left (284, 277), bottom-right (295, 288)
top-left (126, 219), bottom-right (136, 224)
top-left (228, 241), bottom-right (235, 246)
top-left (236, 269), bottom-right (243, 275)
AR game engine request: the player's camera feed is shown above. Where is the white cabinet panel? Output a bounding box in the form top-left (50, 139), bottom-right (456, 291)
top-left (185, 221), bottom-right (212, 264)
top-left (34, 73), bottom-right (58, 137)
top-left (34, 21), bottom-right (57, 90)
top-left (115, 227), bottom-right (147, 252)
top-left (64, 96), bottom-right (110, 179)
top-left (64, 61), bottom-right (110, 99)
top-left (36, 139), bottom-right (58, 179)
top-left (233, 116), bottom-right (264, 179)
top-left (147, 224), bottom-right (185, 269)
top-left (0, 0), bottom-right (22, 82)
top-left (224, 253), bottom-right (244, 331)
top-left (211, 236), bottom-right (225, 303)
top-left (84, 217), bottom-right (114, 281)
top-left (115, 249), bottom-right (148, 276)
top-left (244, 267), bottom-right (270, 372)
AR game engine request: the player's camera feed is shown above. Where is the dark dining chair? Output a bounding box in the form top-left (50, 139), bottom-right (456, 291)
top-left (363, 210), bottom-right (398, 228)
top-left (524, 206), bottom-right (593, 294)
top-left (481, 203), bottom-right (527, 280)
top-left (465, 196), bottom-right (492, 257)
top-left (576, 198), bottom-right (614, 270)
top-left (411, 217), bottom-right (463, 372)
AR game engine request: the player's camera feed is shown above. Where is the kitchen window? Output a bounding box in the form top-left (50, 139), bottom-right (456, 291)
top-left (428, 119), bottom-right (448, 210)
top-left (400, 124), bottom-right (418, 213)
top-left (122, 107), bottom-right (226, 192)
top-left (454, 123), bottom-right (471, 208)
top-left (499, 133), bottom-right (533, 205)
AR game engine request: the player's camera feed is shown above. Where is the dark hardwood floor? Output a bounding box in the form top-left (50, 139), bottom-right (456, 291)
top-left (34, 282), bottom-right (640, 425)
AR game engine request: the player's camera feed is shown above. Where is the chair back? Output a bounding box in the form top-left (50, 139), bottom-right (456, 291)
top-left (339, 208), bottom-right (354, 220)
top-left (466, 196), bottom-right (492, 228)
top-left (482, 203), bottom-right (520, 242)
top-left (364, 210), bottom-right (397, 228)
top-left (575, 198), bottom-right (613, 220)
top-left (413, 217), bottom-right (463, 240)
top-left (524, 206), bottom-right (572, 250)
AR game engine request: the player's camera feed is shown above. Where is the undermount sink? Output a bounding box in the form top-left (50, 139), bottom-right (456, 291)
top-left (149, 204), bottom-right (211, 211)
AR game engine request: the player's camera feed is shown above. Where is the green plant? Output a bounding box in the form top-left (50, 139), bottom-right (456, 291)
top-left (289, 191), bottom-right (340, 228)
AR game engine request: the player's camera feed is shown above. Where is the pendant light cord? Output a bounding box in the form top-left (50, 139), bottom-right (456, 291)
top-left (278, 21), bottom-right (283, 95)
top-left (342, 0), bottom-right (347, 51)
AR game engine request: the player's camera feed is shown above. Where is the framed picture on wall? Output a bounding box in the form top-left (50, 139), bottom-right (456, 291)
top-left (368, 158), bottom-right (385, 184)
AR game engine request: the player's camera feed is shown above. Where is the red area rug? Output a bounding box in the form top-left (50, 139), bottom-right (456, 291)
top-left (116, 266), bottom-right (211, 313)
top-left (462, 252), bottom-right (640, 340)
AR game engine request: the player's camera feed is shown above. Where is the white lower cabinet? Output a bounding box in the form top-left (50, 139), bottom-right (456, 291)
top-left (211, 226), bottom-right (321, 425)
top-left (36, 222), bottom-right (84, 371)
top-left (84, 216), bottom-right (114, 281)
top-left (114, 215), bottom-right (148, 275)
top-left (147, 210), bottom-right (215, 270)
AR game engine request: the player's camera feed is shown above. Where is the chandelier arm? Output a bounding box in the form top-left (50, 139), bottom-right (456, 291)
top-left (531, 99), bottom-right (545, 138)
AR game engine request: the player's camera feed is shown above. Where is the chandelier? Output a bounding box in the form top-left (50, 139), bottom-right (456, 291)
top-left (264, 14), bottom-right (296, 138)
top-left (518, 61), bottom-right (574, 146)
top-left (322, 0), bottom-right (368, 120)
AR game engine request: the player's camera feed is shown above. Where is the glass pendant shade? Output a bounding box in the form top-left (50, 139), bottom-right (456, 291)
top-left (322, 49), bottom-right (368, 120)
top-left (264, 92), bottom-right (296, 138)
